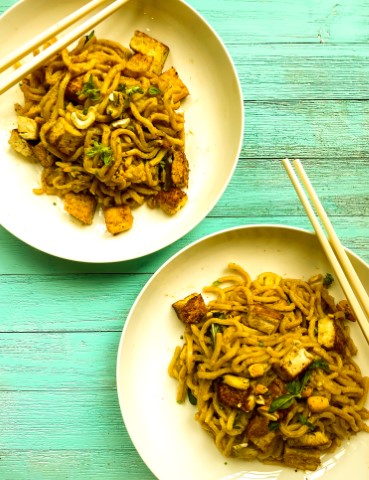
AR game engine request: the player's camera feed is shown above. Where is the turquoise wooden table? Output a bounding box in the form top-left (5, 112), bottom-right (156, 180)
top-left (0, 0), bottom-right (368, 478)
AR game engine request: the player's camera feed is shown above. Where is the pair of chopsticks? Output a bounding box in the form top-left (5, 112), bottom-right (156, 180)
top-left (0, 0), bottom-right (130, 95)
top-left (283, 158), bottom-right (369, 345)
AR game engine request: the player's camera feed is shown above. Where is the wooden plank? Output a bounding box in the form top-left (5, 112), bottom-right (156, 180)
top-left (0, 279), bottom-right (144, 332)
top-left (2, 0), bottom-right (369, 45)
top-left (0, 389), bottom-right (131, 449)
top-left (217, 158), bottom-right (369, 216)
top-left (231, 44), bottom-right (369, 100)
top-left (0, 332), bottom-right (121, 388)
top-left (242, 100), bottom-right (369, 158)
top-left (189, 0), bottom-right (369, 44)
top-left (0, 449), bottom-right (155, 480)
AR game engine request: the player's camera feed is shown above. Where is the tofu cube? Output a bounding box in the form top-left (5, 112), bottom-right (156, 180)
top-left (279, 345), bottom-right (314, 380)
top-left (64, 192), bottom-right (97, 225)
top-left (317, 315), bottom-right (346, 354)
top-left (246, 304), bottom-right (283, 335)
top-left (47, 118), bottom-right (84, 156)
top-left (103, 205), bottom-right (133, 234)
top-left (159, 67), bottom-right (189, 103)
top-left (124, 53), bottom-right (153, 77)
top-left (283, 446), bottom-right (321, 471)
top-left (171, 150), bottom-right (189, 188)
top-left (65, 75), bottom-right (85, 104)
top-left (156, 187), bottom-right (187, 215)
top-left (317, 316), bottom-right (336, 349)
top-left (172, 293), bottom-right (208, 324)
top-left (8, 129), bottom-right (34, 158)
top-left (130, 30), bottom-right (169, 75)
top-left (33, 142), bottom-right (55, 167)
top-left (17, 115), bottom-right (39, 140)
top-left (289, 431), bottom-right (330, 447)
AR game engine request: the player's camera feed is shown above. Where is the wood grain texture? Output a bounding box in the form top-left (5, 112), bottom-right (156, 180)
top-left (0, 0), bottom-right (369, 478)
top-left (0, 450), bottom-right (154, 480)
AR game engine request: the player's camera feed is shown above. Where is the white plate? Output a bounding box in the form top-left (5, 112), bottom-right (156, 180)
top-left (116, 225), bottom-right (369, 480)
top-left (0, 0), bottom-right (243, 262)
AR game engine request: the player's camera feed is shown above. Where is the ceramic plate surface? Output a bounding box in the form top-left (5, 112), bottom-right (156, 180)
top-left (0, 0), bottom-right (243, 262)
top-left (116, 225), bottom-right (369, 480)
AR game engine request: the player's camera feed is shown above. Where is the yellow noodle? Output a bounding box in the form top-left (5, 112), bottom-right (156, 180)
top-left (10, 32), bottom-right (189, 233)
top-left (169, 263), bottom-right (369, 471)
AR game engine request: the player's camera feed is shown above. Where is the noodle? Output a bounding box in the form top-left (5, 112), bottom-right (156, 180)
top-left (9, 30), bottom-right (190, 234)
top-left (168, 264), bottom-right (369, 471)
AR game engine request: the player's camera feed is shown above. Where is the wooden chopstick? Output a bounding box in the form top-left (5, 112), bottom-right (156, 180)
top-left (0, 0), bottom-right (110, 74)
top-left (282, 158), bottom-right (369, 345)
top-left (0, 0), bottom-right (130, 95)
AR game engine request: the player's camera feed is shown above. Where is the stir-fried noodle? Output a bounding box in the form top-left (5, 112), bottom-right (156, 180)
top-left (9, 31), bottom-right (189, 234)
top-left (169, 263), bottom-right (369, 471)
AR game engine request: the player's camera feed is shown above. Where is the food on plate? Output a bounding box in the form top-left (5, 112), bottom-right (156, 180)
top-left (8, 30), bottom-right (190, 234)
top-left (168, 263), bottom-right (369, 471)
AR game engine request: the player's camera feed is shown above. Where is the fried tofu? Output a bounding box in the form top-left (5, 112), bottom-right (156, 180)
top-left (103, 205), bottom-right (133, 234)
top-left (8, 129), bottom-right (34, 158)
top-left (217, 382), bottom-right (254, 412)
top-left (317, 315), bottom-right (346, 354)
top-left (283, 446), bottom-right (321, 471)
top-left (158, 67), bottom-right (189, 103)
top-left (171, 150), bottom-right (189, 188)
top-left (278, 344), bottom-right (314, 380)
top-left (47, 118), bottom-right (84, 157)
top-left (267, 378), bottom-right (286, 399)
top-left (17, 115), bottom-right (39, 140)
top-left (124, 53), bottom-right (153, 77)
top-left (33, 142), bottom-right (55, 167)
top-left (65, 75), bottom-right (85, 104)
top-left (172, 293), bottom-right (208, 324)
top-left (317, 316), bottom-right (336, 349)
top-left (64, 192), bottom-right (97, 225)
top-left (246, 304), bottom-right (283, 335)
top-left (156, 187), bottom-right (187, 215)
top-left (247, 415), bottom-right (269, 438)
top-left (288, 431), bottom-right (330, 448)
top-left (250, 430), bottom-right (277, 452)
top-left (130, 30), bottom-right (169, 75)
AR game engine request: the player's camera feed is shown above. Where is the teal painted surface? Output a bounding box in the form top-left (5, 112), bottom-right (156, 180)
top-left (0, 0), bottom-right (368, 479)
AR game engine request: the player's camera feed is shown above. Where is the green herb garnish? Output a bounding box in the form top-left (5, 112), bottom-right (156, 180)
top-left (323, 273), bottom-right (334, 287)
top-left (269, 393), bottom-right (296, 412)
top-left (210, 323), bottom-right (222, 347)
top-left (118, 84), bottom-right (144, 106)
top-left (84, 30), bottom-right (95, 45)
top-left (269, 359), bottom-right (329, 413)
top-left (297, 413), bottom-right (316, 431)
top-left (268, 421), bottom-right (280, 431)
top-left (86, 140), bottom-right (113, 166)
top-left (187, 388), bottom-right (197, 405)
top-left (79, 74), bottom-right (100, 101)
top-left (148, 86), bottom-right (162, 95)
top-left (126, 85), bottom-right (144, 96)
top-left (212, 312), bottom-right (226, 319)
